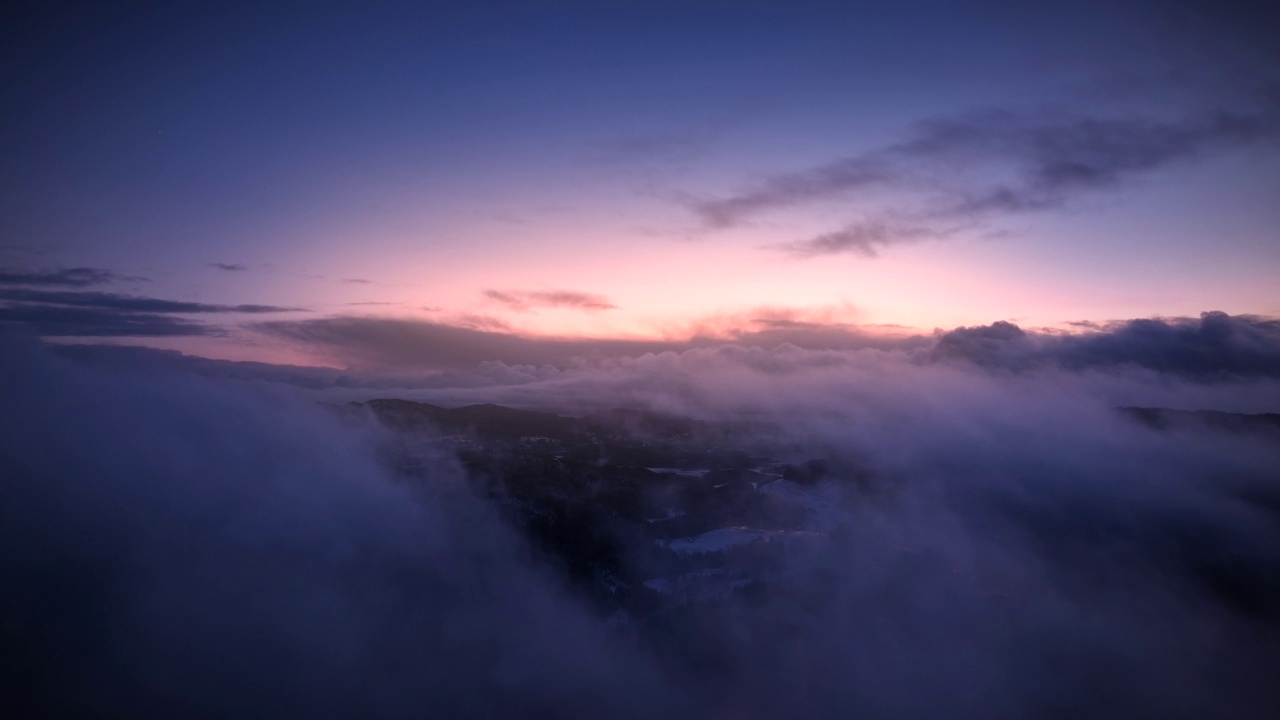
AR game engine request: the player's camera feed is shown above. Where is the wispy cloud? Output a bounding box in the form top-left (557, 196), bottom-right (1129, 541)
top-left (0, 266), bottom-right (140, 287)
top-left (770, 221), bottom-right (941, 258)
top-left (0, 289), bottom-right (304, 314)
top-left (691, 98), bottom-right (1280, 257)
top-left (0, 289), bottom-right (305, 337)
top-left (0, 305), bottom-right (218, 337)
top-left (208, 263), bottom-right (248, 272)
top-left (484, 289), bottom-right (617, 311)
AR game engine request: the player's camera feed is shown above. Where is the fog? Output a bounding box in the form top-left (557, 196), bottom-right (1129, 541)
top-left (4, 328), bottom-right (1280, 718)
top-left (0, 335), bottom-right (676, 718)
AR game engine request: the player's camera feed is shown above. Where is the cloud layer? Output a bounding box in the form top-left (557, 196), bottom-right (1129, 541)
top-left (254, 310), bottom-right (1280, 384)
top-left (6, 326), bottom-right (1280, 717)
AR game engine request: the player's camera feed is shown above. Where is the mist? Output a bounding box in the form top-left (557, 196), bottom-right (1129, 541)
top-left (4, 328), bottom-right (1280, 718)
top-left (0, 335), bottom-right (676, 718)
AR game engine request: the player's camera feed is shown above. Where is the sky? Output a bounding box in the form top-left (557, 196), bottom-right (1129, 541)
top-left (2, 0), bottom-right (1278, 367)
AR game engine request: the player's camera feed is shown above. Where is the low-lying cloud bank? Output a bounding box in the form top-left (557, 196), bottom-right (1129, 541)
top-left (252, 312), bottom-right (925, 372)
top-left (249, 310), bottom-right (1280, 383)
top-left (6, 314), bottom-right (1280, 717)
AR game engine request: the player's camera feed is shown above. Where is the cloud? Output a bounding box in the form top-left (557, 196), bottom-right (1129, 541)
top-left (0, 335), bottom-right (675, 717)
top-left (0, 305), bottom-right (219, 337)
top-left (931, 311), bottom-right (1280, 379)
top-left (915, 107), bottom-right (1280, 213)
top-left (484, 289), bottom-right (617, 311)
top-left (0, 288), bottom-right (305, 314)
top-left (257, 316), bottom-right (674, 369)
top-left (208, 262), bottom-right (247, 272)
top-left (6, 319), bottom-right (1280, 716)
top-left (694, 156), bottom-right (893, 229)
top-left (0, 289), bottom-right (306, 337)
top-left (0, 266), bottom-right (138, 287)
top-left (342, 278), bottom-right (373, 284)
top-left (256, 311), bottom-right (925, 371)
top-left (252, 310), bottom-right (1280, 389)
top-left (691, 99), bottom-right (1280, 256)
top-left (771, 220), bottom-right (940, 258)
top-left (680, 304), bottom-right (925, 353)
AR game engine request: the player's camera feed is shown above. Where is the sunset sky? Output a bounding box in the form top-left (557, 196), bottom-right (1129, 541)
top-left (3, 1), bottom-right (1278, 366)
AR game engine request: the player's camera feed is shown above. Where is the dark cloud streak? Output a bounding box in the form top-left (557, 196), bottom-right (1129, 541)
top-left (0, 289), bottom-right (306, 338)
top-left (0, 305), bottom-right (218, 337)
top-left (0, 267), bottom-right (137, 287)
top-left (0, 288), bottom-right (305, 314)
